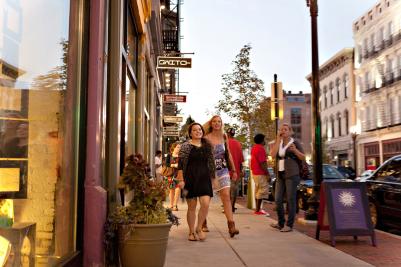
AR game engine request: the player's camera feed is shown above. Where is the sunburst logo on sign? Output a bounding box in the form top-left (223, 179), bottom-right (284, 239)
top-left (338, 191), bottom-right (356, 207)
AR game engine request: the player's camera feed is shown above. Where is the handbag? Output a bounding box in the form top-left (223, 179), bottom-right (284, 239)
top-left (161, 165), bottom-right (174, 177)
top-left (298, 160), bottom-right (310, 180)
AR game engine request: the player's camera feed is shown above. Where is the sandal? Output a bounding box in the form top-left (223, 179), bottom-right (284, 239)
top-left (196, 229), bottom-right (206, 241)
top-left (188, 232), bottom-right (198, 241)
top-left (172, 205), bottom-right (178, 211)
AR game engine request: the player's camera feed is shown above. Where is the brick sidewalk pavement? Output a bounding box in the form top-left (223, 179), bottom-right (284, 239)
top-left (237, 197), bottom-right (401, 267)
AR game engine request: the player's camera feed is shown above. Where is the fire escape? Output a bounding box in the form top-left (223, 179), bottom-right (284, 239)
top-left (161, 0), bottom-right (182, 117)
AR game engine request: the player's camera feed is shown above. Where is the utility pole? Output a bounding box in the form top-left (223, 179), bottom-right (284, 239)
top-left (305, 0), bottom-right (323, 220)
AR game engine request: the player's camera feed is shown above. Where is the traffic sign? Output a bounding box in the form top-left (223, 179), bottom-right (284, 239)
top-left (163, 94), bottom-right (187, 103)
top-left (157, 56), bottom-right (192, 69)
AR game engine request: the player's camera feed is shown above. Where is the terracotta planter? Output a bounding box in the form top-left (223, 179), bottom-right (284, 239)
top-left (118, 223), bottom-right (172, 267)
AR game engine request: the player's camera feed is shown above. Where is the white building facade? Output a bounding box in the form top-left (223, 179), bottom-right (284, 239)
top-left (307, 48), bottom-right (356, 168)
top-left (353, 0), bottom-right (401, 173)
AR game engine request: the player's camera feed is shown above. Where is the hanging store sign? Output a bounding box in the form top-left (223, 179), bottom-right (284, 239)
top-left (163, 126), bottom-right (179, 131)
top-left (164, 116), bottom-right (183, 123)
top-left (163, 130), bottom-right (180, 137)
top-left (157, 56), bottom-right (192, 69)
top-left (163, 94), bottom-right (187, 103)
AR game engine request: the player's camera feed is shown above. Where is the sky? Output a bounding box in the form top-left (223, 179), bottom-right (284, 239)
top-left (178, 0), bottom-right (378, 125)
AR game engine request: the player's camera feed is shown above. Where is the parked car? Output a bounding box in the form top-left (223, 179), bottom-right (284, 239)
top-left (297, 164), bottom-right (352, 211)
top-left (365, 154), bottom-right (401, 231)
top-left (355, 169), bottom-right (375, 182)
top-left (335, 166), bottom-right (356, 180)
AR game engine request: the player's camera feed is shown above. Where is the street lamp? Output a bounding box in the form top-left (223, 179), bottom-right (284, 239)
top-left (304, 0), bottom-right (323, 221)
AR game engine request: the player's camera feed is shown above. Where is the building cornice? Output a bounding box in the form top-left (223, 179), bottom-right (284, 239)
top-left (306, 48), bottom-right (354, 82)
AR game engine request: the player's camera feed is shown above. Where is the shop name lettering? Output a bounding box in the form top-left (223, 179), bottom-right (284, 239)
top-left (158, 57), bottom-right (192, 68)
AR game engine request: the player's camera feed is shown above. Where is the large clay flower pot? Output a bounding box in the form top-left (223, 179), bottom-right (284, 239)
top-left (119, 223), bottom-right (172, 267)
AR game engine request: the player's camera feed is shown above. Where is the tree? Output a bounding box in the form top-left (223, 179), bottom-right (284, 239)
top-left (253, 97), bottom-right (275, 142)
top-left (180, 115), bottom-right (195, 139)
top-left (216, 44), bottom-right (271, 148)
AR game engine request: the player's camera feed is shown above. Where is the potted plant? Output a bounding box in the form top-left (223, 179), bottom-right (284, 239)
top-left (104, 154), bottom-right (179, 267)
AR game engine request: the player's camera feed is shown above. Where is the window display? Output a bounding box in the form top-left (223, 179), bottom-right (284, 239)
top-left (0, 0), bottom-right (77, 265)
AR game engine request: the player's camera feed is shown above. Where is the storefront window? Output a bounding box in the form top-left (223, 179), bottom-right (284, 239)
top-left (127, 6), bottom-right (138, 75)
top-left (0, 1), bottom-right (77, 265)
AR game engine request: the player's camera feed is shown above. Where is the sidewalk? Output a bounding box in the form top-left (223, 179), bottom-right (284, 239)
top-left (165, 198), bottom-right (372, 267)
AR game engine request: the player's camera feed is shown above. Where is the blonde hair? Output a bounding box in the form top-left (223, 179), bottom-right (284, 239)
top-left (280, 123), bottom-right (294, 135)
top-left (203, 115), bottom-right (225, 137)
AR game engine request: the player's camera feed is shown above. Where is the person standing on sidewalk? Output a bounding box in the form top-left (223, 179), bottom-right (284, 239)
top-left (226, 128), bottom-right (244, 213)
top-left (176, 123), bottom-right (215, 241)
top-left (204, 115), bottom-right (239, 238)
top-left (166, 142), bottom-right (181, 211)
top-left (270, 123), bottom-right (305, 232)
top-left (155, 150), bottom-right (163, 182)
top-left (250, 134), bottom-right (271, 216)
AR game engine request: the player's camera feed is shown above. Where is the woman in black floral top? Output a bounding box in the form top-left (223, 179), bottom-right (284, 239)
top-left (176, 122), bottom-right (215, 241)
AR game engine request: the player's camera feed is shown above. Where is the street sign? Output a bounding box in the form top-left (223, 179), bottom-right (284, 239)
top-left (157, 56), bottom-right (192, 69)
top-left (164, 116), bottom-right (183, 123)
top-left (163, 94), bottom-right (187, 103)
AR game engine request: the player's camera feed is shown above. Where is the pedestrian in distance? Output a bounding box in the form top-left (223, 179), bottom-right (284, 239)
top-left (166, 142), bottom-right (181, 211)
top-left (176, 123), bottom-right (216, 241)
top-left (250, 133), bottom-right (271, 216)
top-left (155, 150), bottom-right (163, 183)
top-left (226, 128), bottom-right (244, 213)
top-left (204, 115), bottom-right (239, 238)
top-left (270, 123), bottom-right (305, 232)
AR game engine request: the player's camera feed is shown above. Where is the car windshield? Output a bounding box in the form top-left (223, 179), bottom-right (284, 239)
top-left (308, 165), bottom-right (345, 179)
top-left (361, 170), bottom-right (373, 177)
top-left (323, 165), bottom-right (345, 179)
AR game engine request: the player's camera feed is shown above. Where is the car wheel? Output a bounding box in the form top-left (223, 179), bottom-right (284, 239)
top-left (369, 202), bottom-right (379, 228)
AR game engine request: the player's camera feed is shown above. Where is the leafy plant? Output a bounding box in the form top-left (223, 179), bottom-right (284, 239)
top-left (104, 153), bottom-right (179, 265)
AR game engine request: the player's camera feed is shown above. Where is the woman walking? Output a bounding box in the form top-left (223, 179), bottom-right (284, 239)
top-left (176, 123), bottom-right (215, 241)
top-left (166, 142), bottom-right (181, 211)
top-left (204, 115), bottom-right (239, 238)
top-left (270, 123), bottom-right (305, 232)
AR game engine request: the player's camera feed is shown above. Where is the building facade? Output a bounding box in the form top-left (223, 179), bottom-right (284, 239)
top-left (353, 0), bottom-right (401, 172)
top-left (0, 0), bottom-right (168, 265)
top-left (307, 48), bottom-right (357, 167)
top-left (280, 91), bottom-right (312, 159)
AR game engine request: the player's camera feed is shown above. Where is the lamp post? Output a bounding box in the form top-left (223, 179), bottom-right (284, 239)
top-left (305, 0), bottom-right (323, 221)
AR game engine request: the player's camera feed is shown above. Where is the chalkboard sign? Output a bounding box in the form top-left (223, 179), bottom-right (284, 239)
top-left (316, 182), bottom-right (376, 247)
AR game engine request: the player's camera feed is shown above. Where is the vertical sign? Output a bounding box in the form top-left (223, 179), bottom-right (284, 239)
top-left (270, 82), bottom-right (283, 120)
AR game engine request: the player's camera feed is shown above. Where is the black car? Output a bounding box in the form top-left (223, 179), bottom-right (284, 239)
top-left (297, 164), bottom-right (351, 211)
top-left (365, 154), bottom-right (401, 231)
top-left (335, 166), bottom-right (356, 180)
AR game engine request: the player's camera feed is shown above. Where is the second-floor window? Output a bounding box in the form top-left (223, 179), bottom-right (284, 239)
top-left (291, 107), bottom-right (302, 124)
top-left (337, 113), bottom-right (342, 137)
top-left (344, 74), bottom-right (348, 98)
top-left (336, 79), bottom-right (341, 103)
